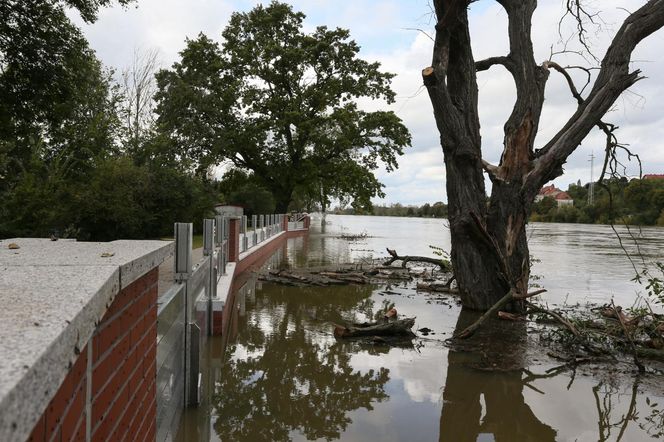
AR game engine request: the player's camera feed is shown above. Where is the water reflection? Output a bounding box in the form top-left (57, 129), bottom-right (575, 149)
top-left (439, 310), bottom-right (556, 441)
top-left (211, 282), bottom-right (391, 441)
top-left (187, 216), bottom-right (664, 441)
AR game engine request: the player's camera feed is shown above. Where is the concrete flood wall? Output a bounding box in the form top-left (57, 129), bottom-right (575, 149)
top-left (0, 214), bottom-right (309, 442)
top-left (0, 239), bottom-right (172, 442)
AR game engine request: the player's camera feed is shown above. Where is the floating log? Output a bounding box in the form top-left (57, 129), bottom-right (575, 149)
top-left (334, 317), bottom-right (416, 339)
top-left (319, 272), bottom-right (369, 284)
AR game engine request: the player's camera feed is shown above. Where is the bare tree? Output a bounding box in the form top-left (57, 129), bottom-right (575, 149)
top-left (423, 1), bottom-right (664, 311)
top-left (120, 47), bottom-right (160, 155)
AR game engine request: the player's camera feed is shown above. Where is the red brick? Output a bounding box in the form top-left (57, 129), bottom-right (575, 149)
top-left (111, 387), bottom-right (143, 442)
top-left (146, 285), bottom-right (158, 307)
top-left (61, 381), bottom-right (85, 441)
top-left (102, 283), bottom-right (137, 320)
top-left (92, 331), bottom-right (132, 396)
top-left (143, 268), bottom-right (158, 287)
top-left (135, 393), bottom-right (156, 440)
top-left (98, 308), bottom-right (138, 354)
top-left (141, 412), bottom-right (156, 442)
top-left (91, 379), bottom-right (130, 442)
top-left (92, 352), bottom-right (135, 424)
top-left (128, 380), bottom-right (154, 436)
top-left (65, 416), bottom-right (86, 442)
top-left (128, 358), bottom-right (146, 397)
top-left (27, 412), bottom-right (46, 442)
top-left (45, 350), bottom-right (87, 436)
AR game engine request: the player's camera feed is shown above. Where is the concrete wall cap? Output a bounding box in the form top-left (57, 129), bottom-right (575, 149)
top-left (0, 238), bottom-right (173, 442)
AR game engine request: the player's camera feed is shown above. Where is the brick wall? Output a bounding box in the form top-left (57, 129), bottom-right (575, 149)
top-left (228, 219), bottom-right (240, 262)
top-left (27, 268), bottom-right (159, 442)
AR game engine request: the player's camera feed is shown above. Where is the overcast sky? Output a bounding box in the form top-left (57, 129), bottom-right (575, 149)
top-left (71, 0), bottom-right (664, 206)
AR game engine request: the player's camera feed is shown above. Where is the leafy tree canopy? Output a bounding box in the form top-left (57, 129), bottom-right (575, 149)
top-left (0, 0), bottom-right (124, 193)
top-left (155, 1), bottom-right (411, 212)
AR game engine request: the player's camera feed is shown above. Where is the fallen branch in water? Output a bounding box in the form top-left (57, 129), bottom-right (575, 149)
top-left (383, 248), bottom-right (451, 271)
top-left (333, 317), bottom-right (416, 339)
top-left (612, 299), bottom-right (646, 373)
top-left (455, 289), bottom-right (548, 339)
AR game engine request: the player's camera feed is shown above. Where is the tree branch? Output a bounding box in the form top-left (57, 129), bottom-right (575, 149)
top-left (475, 55), bottom-right (514, 73)
top-left (530, 0), bottom-right (664, 188)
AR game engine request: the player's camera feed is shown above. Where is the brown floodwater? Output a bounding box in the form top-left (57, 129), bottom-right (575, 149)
top-left (177, 215), bottom-right (664, 441)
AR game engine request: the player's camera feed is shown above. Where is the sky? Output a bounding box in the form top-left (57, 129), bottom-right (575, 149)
top-left (70, 0), bottom-right (664, 206)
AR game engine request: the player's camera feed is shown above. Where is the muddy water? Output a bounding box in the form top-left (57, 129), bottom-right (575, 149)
top-left (181, 216), bottom-right (664, 441)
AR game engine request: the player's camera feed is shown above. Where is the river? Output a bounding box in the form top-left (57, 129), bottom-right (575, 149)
top-left (179, 215), bottom-right (664, 441)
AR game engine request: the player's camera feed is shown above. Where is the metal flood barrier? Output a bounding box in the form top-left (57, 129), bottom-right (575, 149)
top-left (155, 216), bottom-right (229, 441)
top-left (155, 213), bottom-right (285, 440)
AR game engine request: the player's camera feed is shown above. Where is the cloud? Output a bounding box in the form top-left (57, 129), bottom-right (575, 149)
top-left (72, 0), bottom-right (664, 204)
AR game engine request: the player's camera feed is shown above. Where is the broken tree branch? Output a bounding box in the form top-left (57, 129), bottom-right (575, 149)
top-left (383, 248), bottom-right (450, 270)
top-left (612, 299), bottom-right (646, 373)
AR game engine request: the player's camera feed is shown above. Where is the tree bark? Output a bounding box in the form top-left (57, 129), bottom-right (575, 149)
top-left (425, 0), bottom-right (664, 312)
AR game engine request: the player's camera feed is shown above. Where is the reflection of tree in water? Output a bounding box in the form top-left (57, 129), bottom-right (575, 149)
top-left (211, 282), bottom-right (390, 441)
top-left (439, 310), bottom-right (557, 442)
top-left (592, 378), bottom-right (664, 441)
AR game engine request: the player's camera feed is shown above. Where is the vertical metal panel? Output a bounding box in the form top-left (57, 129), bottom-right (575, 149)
top-left (188, 323), bottom-right (201, 406)
top-left (156, 284), bottom-right (186, 441)
top-left (215, 215), bottom-right (224, 246)
top-left (203, 219), bottom-right (214, 256)
top-left (174, 223), bottom-right (192, 281)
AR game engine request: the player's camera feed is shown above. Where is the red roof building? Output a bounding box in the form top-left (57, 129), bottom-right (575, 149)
top-left (535, 185), bottom-right (574, 206)
top-left (643, 174), bottom-right (664, 180)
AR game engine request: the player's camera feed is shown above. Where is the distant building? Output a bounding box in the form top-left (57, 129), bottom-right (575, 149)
top-left (643, 174), bottom-right (664, 180)
top-left (535, 184), bottom-right (574, 207)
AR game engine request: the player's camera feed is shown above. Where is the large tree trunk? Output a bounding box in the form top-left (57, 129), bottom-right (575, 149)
top-left (274, 187), bottom-right (294, 213)
top-left (425, 0), bottom-right (664, 311)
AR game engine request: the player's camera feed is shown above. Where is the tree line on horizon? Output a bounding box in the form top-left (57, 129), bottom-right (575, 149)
top-left (333, 201), bottom-right (449, 218)
top-left (531, 177), bottom-right (664, 226)
top-left (0, 1), bottom-right (410, 240)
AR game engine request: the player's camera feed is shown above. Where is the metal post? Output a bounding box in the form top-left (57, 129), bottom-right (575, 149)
top-left (174, 223), bottom-right (192, 282)
top-left (203, 219), bottom-right (214, 256)
top-left (215, 215), bottom-right (224, 246)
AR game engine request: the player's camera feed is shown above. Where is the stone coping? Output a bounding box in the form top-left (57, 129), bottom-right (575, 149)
top-left (238, 230), bottom-right (285, 261)
top-left (0, 238), bottom-right (173, 442)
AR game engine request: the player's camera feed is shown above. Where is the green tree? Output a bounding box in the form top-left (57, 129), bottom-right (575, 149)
top-left (0, 0), bottom-right (130, 238)
top-left (533, 196), bottom-right (557, 215)
top-left (155, 2), bottom-right (411, 212)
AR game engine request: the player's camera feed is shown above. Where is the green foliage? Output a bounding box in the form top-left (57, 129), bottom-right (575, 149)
top-left (336, 201), bottom-right (448, 218)
top-left (154, 1), bottom-right (411, 212)
top-left (217, 169), bottom-right (276, 216)
top-left (634, 262), bottom-right (664, 306)
top-left (429, 245), bottom-right (452, 269)
top-left (0, 0), bottom-right (220, 241)
top-left (529, 177), bottom-right (664, 226)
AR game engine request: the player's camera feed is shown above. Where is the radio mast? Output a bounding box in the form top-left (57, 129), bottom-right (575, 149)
top-left (588, 152), bottom-right (595, 205)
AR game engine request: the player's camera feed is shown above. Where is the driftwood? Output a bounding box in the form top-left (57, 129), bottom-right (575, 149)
top-left (611, 300), bottom-right (645, 373)
top-left (383, 248), bottom-right (451, 271)
top-left (334, 317), bottom-right (416, 339)
top-left (416, 282), bottom-right (458, 294)
top-left (455, 289), bottom-right (549, 339)
top-left (259, 269), bottom-right (365, 286)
